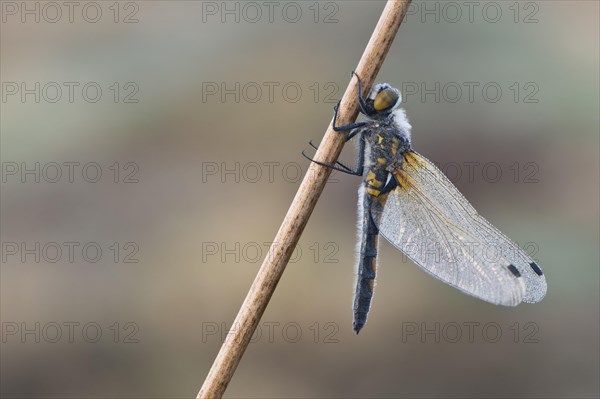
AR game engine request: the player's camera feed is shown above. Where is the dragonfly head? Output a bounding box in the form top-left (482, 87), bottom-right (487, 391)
top-left (366, 83), bottom-right (402, 119)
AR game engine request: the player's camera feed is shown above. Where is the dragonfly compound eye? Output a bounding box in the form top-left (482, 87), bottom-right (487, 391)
top-left (373, 89), bottom-right (399, 111)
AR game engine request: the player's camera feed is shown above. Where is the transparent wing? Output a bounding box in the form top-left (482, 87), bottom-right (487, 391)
top-left (373, 150), bottom-right (546, 305)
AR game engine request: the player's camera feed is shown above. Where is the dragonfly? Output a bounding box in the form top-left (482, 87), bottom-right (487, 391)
top-left (304, 72), bottom-right (547, 334)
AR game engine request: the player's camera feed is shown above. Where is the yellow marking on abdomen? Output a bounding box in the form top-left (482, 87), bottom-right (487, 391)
top-left (370, 179), bottom-right (383, 188)
top-left (366, 169), bottom-right (383, 188)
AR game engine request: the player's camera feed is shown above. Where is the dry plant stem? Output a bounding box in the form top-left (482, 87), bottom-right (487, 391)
top-left (198, 1), bottom-right (412, 398)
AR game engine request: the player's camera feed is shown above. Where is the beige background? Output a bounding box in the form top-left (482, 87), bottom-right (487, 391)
top-left (1, 1), bottom-right (598, 398)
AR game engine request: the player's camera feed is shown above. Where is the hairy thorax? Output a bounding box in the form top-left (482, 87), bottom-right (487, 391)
top-left (365, 115), bottom-right (411, 173)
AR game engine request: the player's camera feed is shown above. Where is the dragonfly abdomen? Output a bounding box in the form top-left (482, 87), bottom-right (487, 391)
top-left (353, 189), bottom-right (379, 334)
top-left (353, 164), bottom-right (388, 334)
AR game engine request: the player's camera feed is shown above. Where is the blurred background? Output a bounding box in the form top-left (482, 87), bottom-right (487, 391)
top-left (1, 1), bottom-right (598, 398)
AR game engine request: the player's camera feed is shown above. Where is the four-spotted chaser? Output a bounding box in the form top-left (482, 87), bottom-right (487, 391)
top-left (304, 72), bottom-right (547, 333)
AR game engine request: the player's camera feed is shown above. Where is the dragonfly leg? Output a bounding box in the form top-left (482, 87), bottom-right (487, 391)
top-left (351, 71), bottom-right (369, 115)
top-left (333, 72), bottom-right (373, 134)
top-left (302, 148), bottom-right (361, 176)
top-left (306, 140), bottom-right (356, 172)
top-left (332, 100), bottom-right (369, 133)
top-left (302, 133), bottom-right (366, 177)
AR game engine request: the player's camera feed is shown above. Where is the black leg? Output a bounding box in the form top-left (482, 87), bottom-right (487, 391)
top-left (332, 71), bottom-right (371, 132)
top-left (332, 100), bottom-right (369, 132)
top-left (301, 150), bottom-right (362, 176)
top-left (307, 141), bottom-right (355, 172)
top-left (353, 132), bottom-right (366, 177)
top-left (346, 127), bottom-right (365, 142)
top-left (351, 71), bottom-right (369, 115)
top-left (304, 70), bottom-right (374, 177)
top-left (302, 132), bottom-right (366, 177)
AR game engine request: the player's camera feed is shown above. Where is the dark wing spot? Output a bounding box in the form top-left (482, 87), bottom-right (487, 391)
top-left (529, 262), bottom-right (543, 276)
top-left (507, 264), bottom-right (521, 278)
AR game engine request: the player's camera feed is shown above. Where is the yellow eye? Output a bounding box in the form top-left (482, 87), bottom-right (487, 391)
top-left (374, 89), bottom-right (399, 111)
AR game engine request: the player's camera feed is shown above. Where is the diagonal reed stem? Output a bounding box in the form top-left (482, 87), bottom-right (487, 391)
top-left (197, 1), bottom-right (412, 397)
